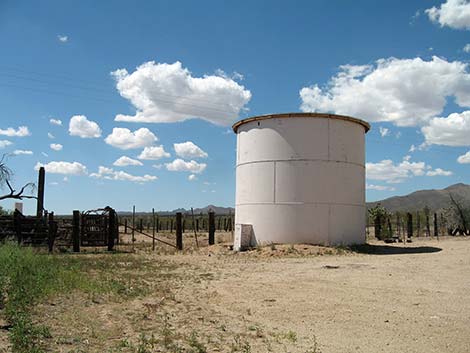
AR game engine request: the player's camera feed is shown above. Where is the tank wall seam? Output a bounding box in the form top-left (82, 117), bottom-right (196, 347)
top-left (236, 159), bottom-right (365, 168)
top-left (327, 117), bottom-right (330, 161)
top-left (273, 161), bottom-right (277, 203)
top-left (236, 202), bottom-right (366, 207)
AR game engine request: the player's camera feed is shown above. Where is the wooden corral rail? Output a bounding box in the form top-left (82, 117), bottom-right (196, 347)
top-left (0, 210), bottom-right (57, 252)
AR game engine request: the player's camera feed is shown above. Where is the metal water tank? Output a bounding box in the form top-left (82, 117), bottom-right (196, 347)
top-left (232, 113), bottom-right (370, 246)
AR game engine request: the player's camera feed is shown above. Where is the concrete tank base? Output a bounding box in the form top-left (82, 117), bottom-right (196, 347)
top-left (232, 113), bottom-right (370, 246)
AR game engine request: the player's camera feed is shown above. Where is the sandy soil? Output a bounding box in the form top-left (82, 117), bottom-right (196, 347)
top-left (196, 238), bottom-right (470, 352)
top-left (2, 236), bottom-right (470, 352)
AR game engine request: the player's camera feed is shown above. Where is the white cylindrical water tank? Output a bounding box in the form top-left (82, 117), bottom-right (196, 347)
top-left (233, 113), bottom-right (370, 246)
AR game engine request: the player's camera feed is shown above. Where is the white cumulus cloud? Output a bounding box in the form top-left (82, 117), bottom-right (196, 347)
top-left (366, 157), bottom-right (427, 183)
top-left (50, 143), bottom-right (63, 151)
top-left (48, 132), bottom-right (55, 139)
top-left (464, 44), bottom-right (470, 53)
top-left (90, 166), bottom-right (157, 183)
top-left (426, 168), bottom-right (453, 176)
top-left (422, 111), bottom-right (470, 146)
top-left (165, 159), bottom-right (207, 174)
top-left (366, 184), bottom-right (396, 191)
top-left (138, 146), bottom-right (171, 160)
top-left (188, 174), bottom-right (197, 181)
top-left (111, 61), bottom-right (251, 126)
top-left (35, 161), bottom-right (87, 175)
top-left (366, 156), bottom-right (453, 183)
top-left (299, 56), bottom-right (470, 127)
top-left (49, 118), bottom-right (62, 126)
top-left (0, 140), bottom-right (12, 148)
top-left (105, 127), bottom-right (157, 150)
top-left (113, 156), bottom-right (143, 167)
top-left (0, 126), bottom-right (30, 137)
top-left (174, 141), bottom-right (208, 159)
top-left (426, 0), bottom-right (470, 30)
top-left (12, 150), bottom-right (33, 156)
top-left (457, 151), bottom-right (470, 163)
top-left (69, 115), bottom-right (102, 138)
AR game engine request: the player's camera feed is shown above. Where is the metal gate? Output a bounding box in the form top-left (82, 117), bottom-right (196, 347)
top-left (80, 207), bottom-right (117, 247)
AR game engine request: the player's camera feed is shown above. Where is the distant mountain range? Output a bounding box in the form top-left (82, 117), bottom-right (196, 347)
top-left (117, 184), bottom-right (470, 216)
top-left (367, 183), bottom-right (470, 212)
top-left (118, 205), bottom-right (235, 216)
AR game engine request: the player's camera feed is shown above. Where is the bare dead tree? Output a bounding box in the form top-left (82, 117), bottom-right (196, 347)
top-left (0, 154), bottom-right (36, 201)
top-left (449, 193), bottom-right (469, 234)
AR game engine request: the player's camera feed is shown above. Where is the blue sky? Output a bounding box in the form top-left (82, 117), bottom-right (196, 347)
top-left (1, 0), bottom-right (470, 214)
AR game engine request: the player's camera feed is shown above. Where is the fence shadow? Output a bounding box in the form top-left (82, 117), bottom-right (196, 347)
top-left (348, 243), bottom-right (442, 255)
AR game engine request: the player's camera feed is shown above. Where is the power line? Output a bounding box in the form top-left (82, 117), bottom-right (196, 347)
top-left (0, 66), bottom-right (243, 109)
top-left (0, 81), bottom-right (240, 115)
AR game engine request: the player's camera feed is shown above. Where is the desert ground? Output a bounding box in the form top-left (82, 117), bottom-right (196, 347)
top-left (1, 235), bottom-right (469, 353)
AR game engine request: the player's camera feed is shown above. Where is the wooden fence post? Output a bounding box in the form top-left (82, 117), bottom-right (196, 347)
top-left (47, 212), bottom-right (56, 253)
top-left (176, 212), bottom-right (183, 250)
top-left (36, 166), bottom-right (45, 218)
top-left (72, 210), bottom-right (80, 252)
top-left (124, 219), bottom-right (128, 234)
top-left (434, 213), bottom-right (438, 238)
top-left (407, 212), bottom-right (413, 241)
top-left (208, 211), bottom-right (215, 245)
top-left (13, 210), bottom-right (22, 244)
top-left (108, 209), bottom-right (116, 251)
top-left (387, 217), bottom-right (392, 239)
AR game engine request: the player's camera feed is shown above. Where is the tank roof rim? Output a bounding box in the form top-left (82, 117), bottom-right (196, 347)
top-left (232, 112), bottom-right (370, 133)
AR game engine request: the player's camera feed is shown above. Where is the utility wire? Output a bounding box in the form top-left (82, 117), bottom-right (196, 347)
top-left (0, 81), bottom-right (239, 115)
top-left (0, 66), bottom-right (242, 109)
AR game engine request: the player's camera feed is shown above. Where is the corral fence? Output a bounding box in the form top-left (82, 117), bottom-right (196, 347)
top-left (0, 210), bottom-right (57, 251)
top-left (0, 207), bottom-right (118, 252)
top-left (0, 206), bottom-right (234, 253)
top-left (117, 207), bottom-right (234, 251)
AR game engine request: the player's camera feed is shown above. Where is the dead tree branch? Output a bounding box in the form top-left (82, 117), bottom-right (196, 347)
top-left (0, 154), bottom-right (37, 201)
top-left (449, 193), bottom-right (469, 233)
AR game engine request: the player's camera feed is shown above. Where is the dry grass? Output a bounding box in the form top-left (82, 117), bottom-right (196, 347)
top-left (2, 236), bottom-right (469, 352)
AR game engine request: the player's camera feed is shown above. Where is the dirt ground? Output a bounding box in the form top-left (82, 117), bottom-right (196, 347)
top-left (2, 235), bottom-right (470, 352)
